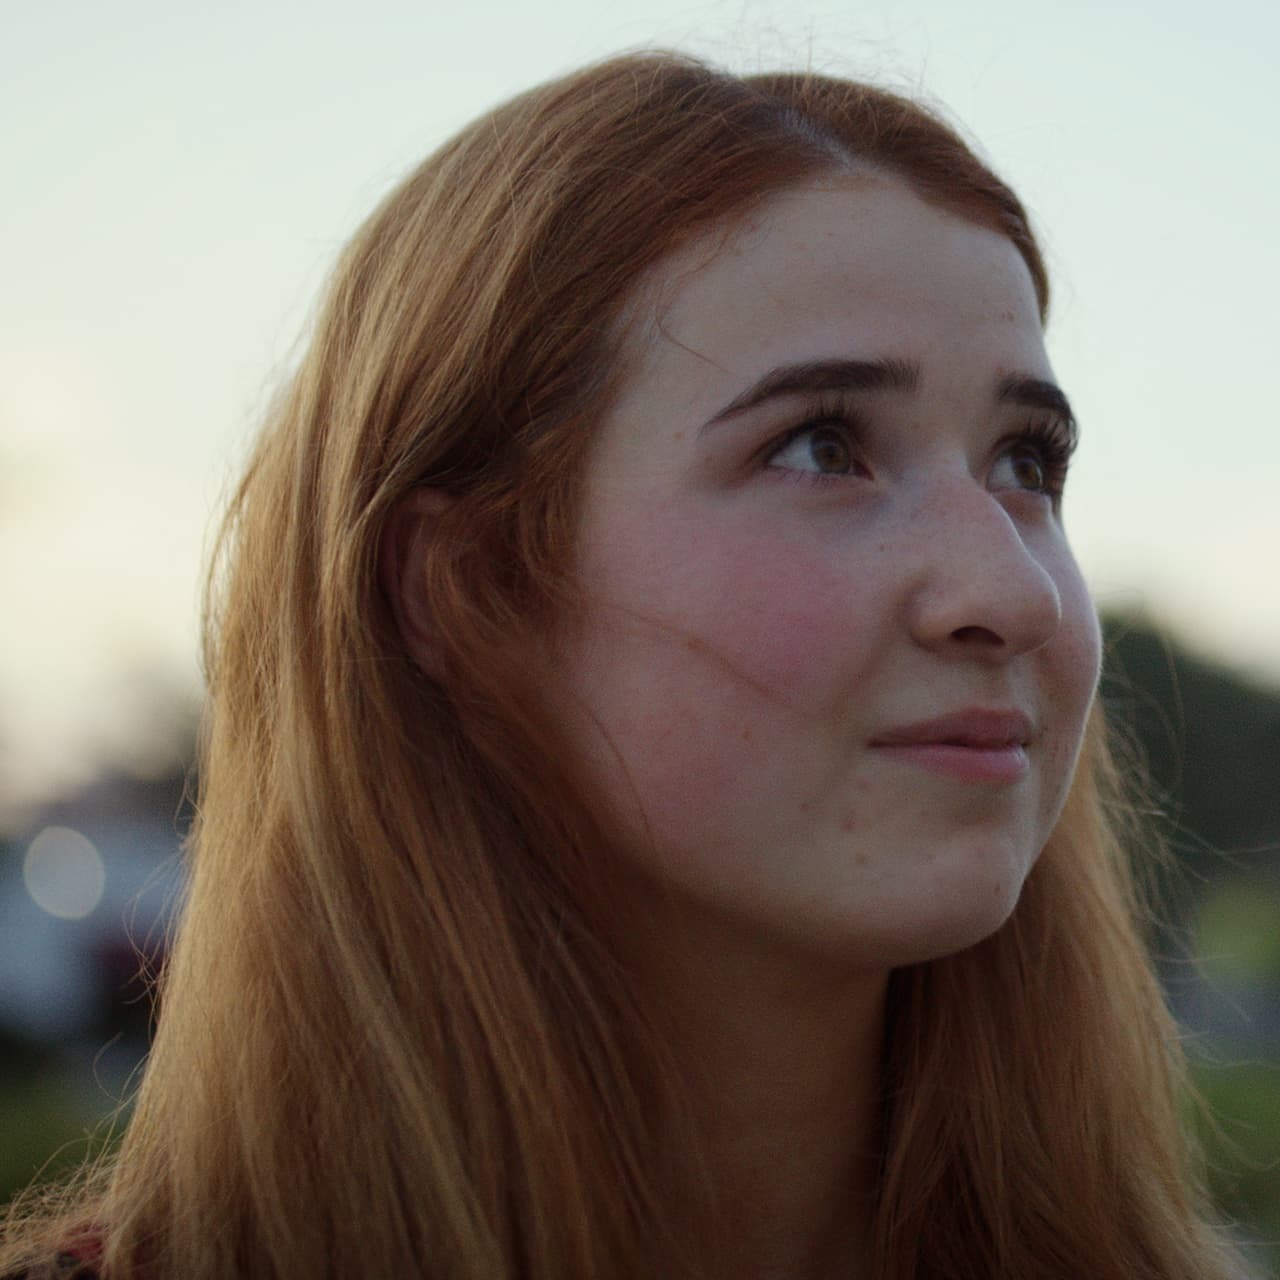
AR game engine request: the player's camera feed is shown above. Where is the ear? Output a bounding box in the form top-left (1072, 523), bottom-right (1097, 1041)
top-left (381, 487), bottom-right (458, 680)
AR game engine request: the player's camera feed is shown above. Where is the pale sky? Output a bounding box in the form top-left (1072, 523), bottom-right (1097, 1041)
top-left (2, 0), bottom-right (1278, 816)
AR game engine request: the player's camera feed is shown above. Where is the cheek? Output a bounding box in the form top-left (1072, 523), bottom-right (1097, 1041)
top-left (1056, 565), bottom-right (1103, 714)
top-left (578, 504), bottom-right (883, 707)
top-left (565, 510), bottom-right (880, 830)
top-left (1039, 565), bottom-right (1102, 808)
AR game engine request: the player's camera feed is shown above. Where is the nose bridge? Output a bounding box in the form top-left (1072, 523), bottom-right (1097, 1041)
top-left (901, 471), bottom-right (1061, 655)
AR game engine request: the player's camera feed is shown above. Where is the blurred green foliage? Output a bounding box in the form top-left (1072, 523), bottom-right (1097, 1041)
top-left (1192, 1055), bottom-right (1280, 1273)
top-left (0, 1028), bottom-right (118, 1206)
top-left (1102, 612), bottom-right (1280, 1272)
top-left (1101, 613), bottom-right (1280, 897)
top-left (1198, 878), bottom-right (1280, 989)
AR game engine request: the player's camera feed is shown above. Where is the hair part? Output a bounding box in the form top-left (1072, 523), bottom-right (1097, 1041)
top-left (1, 50), bottom-right (1244, 1280)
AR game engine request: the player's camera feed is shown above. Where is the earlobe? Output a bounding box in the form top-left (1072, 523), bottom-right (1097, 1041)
top-left (381, 487), bottom-right (458, 680)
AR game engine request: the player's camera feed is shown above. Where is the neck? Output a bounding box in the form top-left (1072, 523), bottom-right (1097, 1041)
top-left (623, 899), bottom-right (889, 1280)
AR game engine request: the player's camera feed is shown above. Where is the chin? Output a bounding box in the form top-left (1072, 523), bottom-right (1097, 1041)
top-left (817, 848), bottom-right (1036, 970)
top-left (889, 862), bottom-right (1032, 966)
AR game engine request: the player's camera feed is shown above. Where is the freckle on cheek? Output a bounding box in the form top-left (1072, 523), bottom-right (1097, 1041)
top-left (741, 725), bottom-right (753, 743)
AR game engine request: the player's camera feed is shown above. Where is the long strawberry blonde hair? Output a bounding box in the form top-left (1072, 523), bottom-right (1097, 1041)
top-left (3, 51), bottom-right (1246, 1279)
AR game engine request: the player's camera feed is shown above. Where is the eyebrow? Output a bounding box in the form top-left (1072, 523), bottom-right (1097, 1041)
top-left (704, 357), bottom-right (921, 428)
top-left (702, 356), bottom-right (1077, 441)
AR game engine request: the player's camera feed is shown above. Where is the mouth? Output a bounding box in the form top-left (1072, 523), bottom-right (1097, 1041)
top-left (869, 708), bottom-right (1033, 783)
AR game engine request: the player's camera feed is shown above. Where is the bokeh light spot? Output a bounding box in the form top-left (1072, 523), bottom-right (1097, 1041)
top-left (23, 825), bottom-right (106, 920)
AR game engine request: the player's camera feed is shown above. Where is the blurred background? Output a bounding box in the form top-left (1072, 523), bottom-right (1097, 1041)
top-left (2, 0), bottom-right (1277, 1270)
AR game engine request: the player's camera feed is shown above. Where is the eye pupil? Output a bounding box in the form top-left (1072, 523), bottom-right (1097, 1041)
top-left (1011, 448), bottom-right (1046, 491)
top-left (809, 427), bottom-right (852, 473)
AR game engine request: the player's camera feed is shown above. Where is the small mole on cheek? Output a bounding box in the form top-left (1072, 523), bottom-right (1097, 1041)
top-left (741, 725), bottom-right (753, 744)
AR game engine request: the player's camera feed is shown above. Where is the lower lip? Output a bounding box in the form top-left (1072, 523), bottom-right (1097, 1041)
top-left (871, 743), bottom-right (1029, 783)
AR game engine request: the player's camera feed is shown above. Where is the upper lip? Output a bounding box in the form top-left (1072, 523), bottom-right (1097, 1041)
top-left (870, 708), bottom-right (1034, 749)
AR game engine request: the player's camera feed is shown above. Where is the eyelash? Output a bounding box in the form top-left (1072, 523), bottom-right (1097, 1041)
top-left (762, 395), bottom-right (866, 486)
top-left (1006, 416), bottom-right (1076, 502)
top-left (762, 395), bottom-right (1077, 504)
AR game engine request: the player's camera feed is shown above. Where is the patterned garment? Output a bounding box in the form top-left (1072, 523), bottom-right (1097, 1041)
top-left (2, 1248), bottom-right (102, 1279)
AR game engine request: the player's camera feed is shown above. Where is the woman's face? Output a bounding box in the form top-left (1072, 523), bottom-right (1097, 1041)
top-left (557, 175), bottom-right (1101, 968)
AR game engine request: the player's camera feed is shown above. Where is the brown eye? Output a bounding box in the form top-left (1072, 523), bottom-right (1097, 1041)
top-left (807, 426), bottom-right (853, 473)
top-left (991, 420), bottom-right (1074, 502)
top-left (768, 422), bottom-right (859, 477)
top-left (1008, 445), bottom-right (1047, 492)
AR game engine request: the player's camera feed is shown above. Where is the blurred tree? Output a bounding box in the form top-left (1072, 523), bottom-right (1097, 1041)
top-left (1101, 610), bottom-right (1280, 1273)
top-left (1101, 610), bottom-right (1280, 922)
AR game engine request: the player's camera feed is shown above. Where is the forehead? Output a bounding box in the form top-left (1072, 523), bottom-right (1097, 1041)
top-left (614, 175), bottom-right (1048, 406)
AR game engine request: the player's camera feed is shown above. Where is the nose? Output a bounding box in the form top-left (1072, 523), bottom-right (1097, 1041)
top-left (904, 485), bottom-right (1062, 660)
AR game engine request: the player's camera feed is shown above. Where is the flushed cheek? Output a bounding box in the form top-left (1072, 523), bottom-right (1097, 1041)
top-left (568, 525), bottom-right (876, 846)
top-left (585, 512), bottom-right (884, 712)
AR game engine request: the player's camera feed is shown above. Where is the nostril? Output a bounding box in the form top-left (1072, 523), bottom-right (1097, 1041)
top-left (951, 624), bottom-right (1004, 646)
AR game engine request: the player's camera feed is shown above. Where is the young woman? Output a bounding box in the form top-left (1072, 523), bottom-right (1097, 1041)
top-left (1, 50), bottom-right (1249, 1280)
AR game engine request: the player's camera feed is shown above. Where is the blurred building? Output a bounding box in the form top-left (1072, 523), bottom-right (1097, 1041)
top-left (0, 773), bottom-right (188, 1094)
